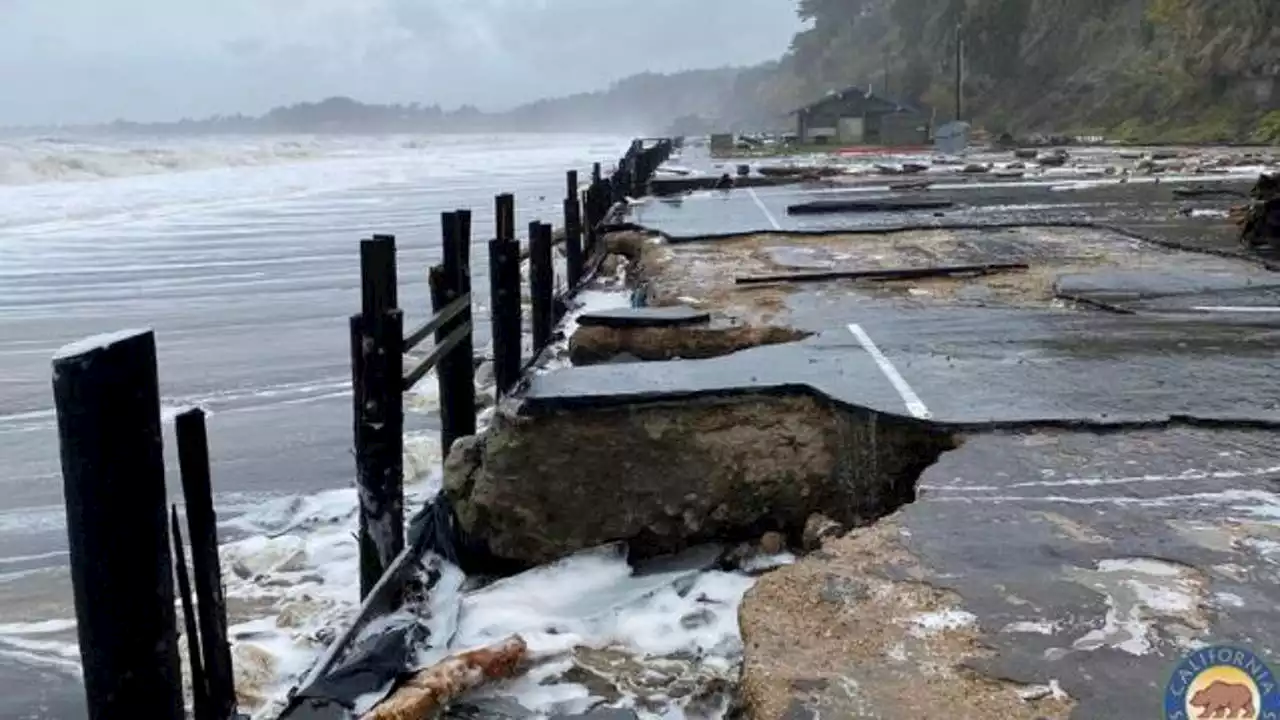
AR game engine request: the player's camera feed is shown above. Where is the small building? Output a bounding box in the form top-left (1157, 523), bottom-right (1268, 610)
top-left (709, 133), bottom-right (736, 155)
top-left (792, 87), bottom-right (932, 147)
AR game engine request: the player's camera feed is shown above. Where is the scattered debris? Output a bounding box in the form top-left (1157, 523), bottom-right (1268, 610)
top-left (734, 262), bottom-right (1030, 287)
top-left (786, 198), bottom-right (954, 215)
top-left (360, 636), bottom-right (528, 720)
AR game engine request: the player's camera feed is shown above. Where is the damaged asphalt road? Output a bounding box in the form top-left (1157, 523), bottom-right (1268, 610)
top-left (447, 162), bottom-right (1280, 719)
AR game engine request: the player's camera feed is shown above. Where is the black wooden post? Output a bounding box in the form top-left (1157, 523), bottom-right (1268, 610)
top-left (51, 329), bottom-right (183, 720)
top-left (582, 184), bottom-right (597, 259)
top-left (175, 409), bottom-right (235, 720)
top-left (436, 212), bottom-right (476, 457)
top-left (170, 507), bottom-right (209, 720)
top-left (454, 208), bottom-right (472, 272)
top-left (352, 236), bottom-right (404, 600)
top-left (495, 193), bottom-right (515, 242)
top-left (488, 235), bottom-right (521, 397)
top-left (630, 154), bottom-right (643, 198)
top-left (566, 170), bottom-right (578, 204)
top-left (529, 221), bottom-right (554, 352)
top-left (564, 196), bottom-right (584, 289)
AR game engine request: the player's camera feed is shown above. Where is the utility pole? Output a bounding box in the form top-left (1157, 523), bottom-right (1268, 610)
top-left (884, 43), bottom-right (891, 97)
top-left (954, 17), bottom-right (964, 122)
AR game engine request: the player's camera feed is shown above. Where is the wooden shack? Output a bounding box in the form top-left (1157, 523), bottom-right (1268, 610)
top-left (793, 87), bottom-right (931, 147)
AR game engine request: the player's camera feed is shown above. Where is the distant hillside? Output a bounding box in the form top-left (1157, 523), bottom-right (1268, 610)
top-left (772, 0), bottom-right (1280, 142)
top-left (89, 65), bottom-right (787, 136)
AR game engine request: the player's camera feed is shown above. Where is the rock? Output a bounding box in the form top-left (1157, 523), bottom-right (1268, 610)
top-left (759, 531), bottom-right (786, 555)
top-left (233, 643), bottom-right (280, 711)
top-left (448, 697), bottom-right (535, 719)
top-left (1238, 173), bottom-right (1280, 249)
top-left (577, 306), bottom-right (711, 330)
top-left (802, 513), bottom-right (843, 551)
top-left (444, 394), bottom-right (955, 566)
top-left (598, 254), bottom-right (623, 277)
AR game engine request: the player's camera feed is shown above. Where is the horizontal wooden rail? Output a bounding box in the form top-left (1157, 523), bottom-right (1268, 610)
top-left (403, 292), bottom-right (471, 353)
top-left (402, 320), bottom-right (472, 391)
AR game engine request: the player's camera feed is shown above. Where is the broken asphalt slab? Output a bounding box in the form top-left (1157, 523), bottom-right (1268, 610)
top-left (575, 305), bottom-right (710, 329)
top-left (524, 299), bottom-right (1280, 426)
top-left (741, 426), bottom-right (1280, 719)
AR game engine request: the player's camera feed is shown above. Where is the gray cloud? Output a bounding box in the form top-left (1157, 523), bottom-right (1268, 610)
top-left (0, 0), bottom-right (803, 126)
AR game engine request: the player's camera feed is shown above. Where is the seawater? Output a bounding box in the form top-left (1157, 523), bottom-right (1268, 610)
top-left (0, 131), bottom-right (632, 718)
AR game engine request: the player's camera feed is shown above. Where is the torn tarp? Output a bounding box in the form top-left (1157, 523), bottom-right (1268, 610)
top-left (276, 496), bottom-right (468, 720)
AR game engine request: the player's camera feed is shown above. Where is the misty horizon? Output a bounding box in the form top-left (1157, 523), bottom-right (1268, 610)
top-left (2, 64), bottom-right (765, 131)
top-left (3, 0), bottom-right (804, 128)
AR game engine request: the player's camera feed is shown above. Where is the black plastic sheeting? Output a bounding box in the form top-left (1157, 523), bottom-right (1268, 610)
top-left (276, 496), bottom-right (466, 720)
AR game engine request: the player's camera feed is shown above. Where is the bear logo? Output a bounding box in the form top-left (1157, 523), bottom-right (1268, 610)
top-left (1165, 646), bottom-right (1278, 720)
top-left (1190, 681), bottom-right (1255, 719)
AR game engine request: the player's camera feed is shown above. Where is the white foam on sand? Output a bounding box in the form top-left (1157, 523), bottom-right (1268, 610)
top-left (233, 498), bottom-right (765, 719)
top-left (445, 545), bottom-right (757, 718)
top-left (221, 439), bottom-right (446, 719)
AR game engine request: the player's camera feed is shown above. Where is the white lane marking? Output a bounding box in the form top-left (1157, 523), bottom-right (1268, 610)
top-left (920, 465), bottom-right (1280, 493)
top-left (926, 488), bottom-right (1280, 509)
top-left (746, 187), bottom-right (782, 230)
top-left (1190, 306), bottom-right (1280, 313)
top-left (847, 323), bottom-right (931, 419)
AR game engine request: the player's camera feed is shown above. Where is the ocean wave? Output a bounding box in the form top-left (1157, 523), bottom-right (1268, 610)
top-left (0, 135), bottom-right (418, 186)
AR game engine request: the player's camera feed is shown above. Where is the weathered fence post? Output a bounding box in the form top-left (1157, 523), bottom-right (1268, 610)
top-left (52, 329), bottom-right (183, 720)
top-left (495, 193), bottom-right (515, 245)
top-left (175, 408), bottom-right (235, 720)
top-left (582, 184), bottom-right (598, 259)
top-left (529, 221), bottom-right (554, 353)
top-left (351, 235), bottom-right (404, 600)
top-left (488, 253), bottom-right (521, 397)
top-left (454, 208), bottom-right (473, 272)
top-left (434, 212), bottom-right (476, 457)
top-left (170, 507), bottom-right (208, 720)
top-left (490, 193), bottom-right (521, 396)
top-left (565, 195), bottom-right (584, 289)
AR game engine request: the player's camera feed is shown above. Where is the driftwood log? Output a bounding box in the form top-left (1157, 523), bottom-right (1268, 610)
top-left (359, 635), bottom-right (528, 720)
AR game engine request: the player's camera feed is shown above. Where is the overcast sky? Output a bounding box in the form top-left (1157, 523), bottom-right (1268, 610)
top-left (0, 0), bottom-right (804, 126)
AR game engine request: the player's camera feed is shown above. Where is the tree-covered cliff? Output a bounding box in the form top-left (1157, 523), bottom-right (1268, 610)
top-left (769, 0), bottom-right (1280, 141)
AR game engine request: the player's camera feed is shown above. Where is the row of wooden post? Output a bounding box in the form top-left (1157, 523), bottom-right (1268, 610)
top-left (352, 138), bottom-right (675, 596)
